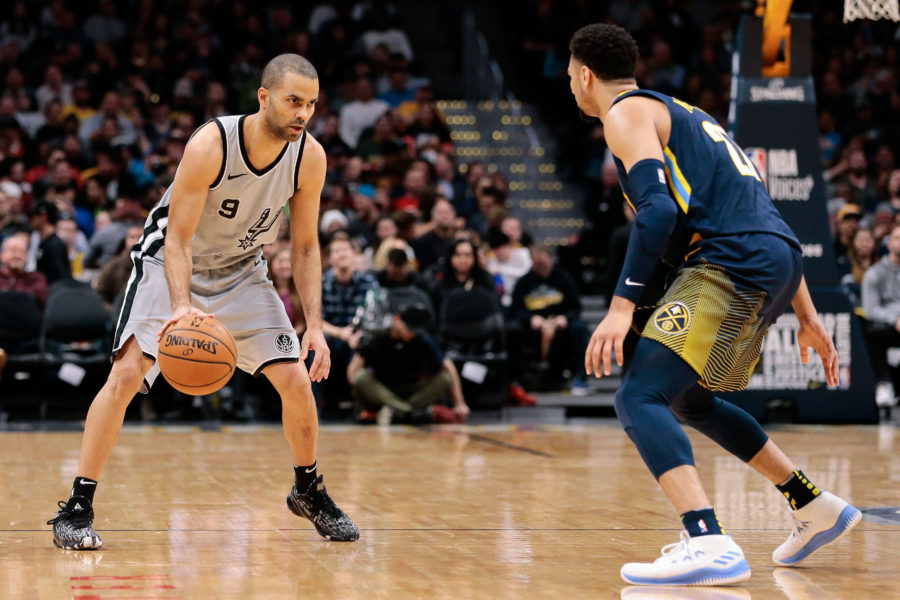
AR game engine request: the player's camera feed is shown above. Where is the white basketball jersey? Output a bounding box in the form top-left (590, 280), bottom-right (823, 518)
top-left (138, 114), bottom-right (306, 270)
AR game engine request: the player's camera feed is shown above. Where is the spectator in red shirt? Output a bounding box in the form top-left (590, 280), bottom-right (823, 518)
top-left (0, 232), bottom-right (48, 306)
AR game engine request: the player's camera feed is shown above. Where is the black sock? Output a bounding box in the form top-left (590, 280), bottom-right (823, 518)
top-left (776, 469), bottom-right (821, 510)
top-left (294, 461), bottom-right (317, 491)
top-left (71, 476), bottom-right (98, 503)
top-left (681, 507), bottom-right (725, 537)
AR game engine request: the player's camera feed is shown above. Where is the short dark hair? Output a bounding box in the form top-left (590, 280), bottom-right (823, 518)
top-left (569, 24), bottom-right (639, 82)
top-left (261, 54), bottom-right (318, 89)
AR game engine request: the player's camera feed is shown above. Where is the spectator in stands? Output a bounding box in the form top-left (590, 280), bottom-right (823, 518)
top-left (412, 197), bottom-right (458, 271)
top-left (266, 246), bottom-right (305, 334)
top-left (432, 152), bottom-right (467, 211)
top-left (839, 227), bottom-right (878, 309)
top-left (371, 236), bottom-right (415, 271)
top-left (319, 233), bottom-right (379, 411)
top-left (355, 111), bottom-right (405, 168)
top-left (500, 215), bottom-right (534, 249)
top-left (467, 179), bottom-right (506, 237)
top-left (339, 78), bottom-right (390, 149)
top-left (486, 228), bottom-right (532, 309)
top-left (347, 302), bottom-right (468, 424)
top-left (510, 243), bottom-right (590, 395)
top-left (861, 225), bottom-right (900, 408)
top-left (829, 148), bottom-right (879, 212)
top-left (344, 184), bottom-right (382, 249)
top-left (375, 246), bottom-right (430, 293)
top-left (56, 214), bottom-right (89, 281)
top-left (647, 39), bottom-right (686, 95)
top-left (363, 214), bottom-right (399, 268)
top-left (405, 103), bottom-right (451, 151)
top-left (360, 10), bottom-right (414, 62)
top-left (83, 0), bottom-right (127, 44)
top-left (834, 203), bottom-right (863, 261)
top-left (0, 233), bottom-right (47, 356)
top-left (0, 232), bottom-right (48, 306)
top-left (79, 91), bottom-right (137, 148)
top-left (29, 200), bottom-right (71, 283)
top-left (378, 68), bottom-right (416, 108)
top-left (881, 169), bottom-right (900, 214)
top-left (85, 197), bottom-right (142, 268)
top-left (93, 224), bottom-right (142, 311)
top-left (392, 164), bottom-right (429, 213)
top-left (436, 237), bottom-right (497, 299)
top-left (0, 186), bottom-right (28, 241)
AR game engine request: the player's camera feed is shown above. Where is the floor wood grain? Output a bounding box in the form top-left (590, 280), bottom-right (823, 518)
top-left (1, 423), bottom-right (897, 599)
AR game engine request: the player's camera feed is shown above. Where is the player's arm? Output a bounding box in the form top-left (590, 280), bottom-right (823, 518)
top-left (791, 275), bottom-right (840, 387)
top-left (586, 98), bottom-right (677, 377)
top-left (289, 136), bottom-right (331, 382)
top-left (157, 121), bottom-right (223, 340)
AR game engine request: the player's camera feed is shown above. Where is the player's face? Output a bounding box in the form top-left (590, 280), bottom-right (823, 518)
top-left (262, 72), bottom-right (319, 142)
top-left (567, 57), bottom-right (597, 117)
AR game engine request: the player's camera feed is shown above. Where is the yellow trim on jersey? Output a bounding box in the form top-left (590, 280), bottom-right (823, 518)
top-left (623, 192), bottom-right (637, 214)
top-left (663, 146), bottom-right (692, 213)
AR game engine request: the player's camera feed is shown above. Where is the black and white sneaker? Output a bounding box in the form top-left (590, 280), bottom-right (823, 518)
top-left (47, 496), bottom-right (103, 550)
top-left (286, 475), bottom-right (359, 541)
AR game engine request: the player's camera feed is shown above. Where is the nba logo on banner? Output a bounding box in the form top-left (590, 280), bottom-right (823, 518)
top-left (745, 147), bottom-right (767, 182)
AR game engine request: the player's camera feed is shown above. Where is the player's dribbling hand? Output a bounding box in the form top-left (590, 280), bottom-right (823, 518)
top-left (302, 328), bottom-right (331, 383)
top-left (796, 313), bottom-right (840, 387)
top-left (586, 306), bottom-right (633, 378)
top-left (157, 304), bottom-right (213, 342)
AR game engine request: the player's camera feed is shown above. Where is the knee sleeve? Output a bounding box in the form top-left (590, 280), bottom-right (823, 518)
top-left (671, 384), bottom-right (769, 463)
top-left (614, 338), bottom-right (702, 479)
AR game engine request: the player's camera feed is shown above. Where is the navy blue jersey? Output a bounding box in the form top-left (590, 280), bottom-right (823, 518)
top-left (611, 90), bottom-right (800, 268)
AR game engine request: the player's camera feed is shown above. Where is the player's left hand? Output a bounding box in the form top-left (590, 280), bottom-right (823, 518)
top-left (797, 314), bottom-right (840, 387)
top-left (586, 308), bottom-right (633, 378)
top-left (302, 328), bottom-right (331, 383)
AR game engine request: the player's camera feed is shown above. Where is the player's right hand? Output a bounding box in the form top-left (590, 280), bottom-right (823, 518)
top-left (157, 304), bottom-right (214, 342)
top-left (586, 310), bottom-right (631, 378)
top-left (796, 313), bottom-right (840, 387)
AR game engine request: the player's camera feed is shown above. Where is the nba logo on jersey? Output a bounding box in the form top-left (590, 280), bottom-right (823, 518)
top-left (698, 519), bottom-right (708, 533)
top-left (745, 147), bottom-right (767, 182)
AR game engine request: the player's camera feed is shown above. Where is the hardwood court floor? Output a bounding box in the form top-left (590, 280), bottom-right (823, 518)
top-left (0, 422), bottom-right (898, 599)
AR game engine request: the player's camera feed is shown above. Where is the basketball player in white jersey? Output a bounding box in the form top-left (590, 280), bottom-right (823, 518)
top-left (48, 54), bottom-right (359, 548)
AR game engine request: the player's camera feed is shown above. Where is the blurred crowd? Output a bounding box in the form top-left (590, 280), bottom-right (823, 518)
top-left (4, 0), bottom-right (900, 419)
top-left (0, 1), bottom-right (591, 421)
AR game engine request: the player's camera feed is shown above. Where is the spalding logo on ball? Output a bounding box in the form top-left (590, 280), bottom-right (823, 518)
top-left (158, 315), bottom-right (237, 395)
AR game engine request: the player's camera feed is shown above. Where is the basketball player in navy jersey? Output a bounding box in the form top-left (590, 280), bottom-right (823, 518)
top-left (48, 55), bottom-right (359, 548)
top-left (568, 24), bottom-right (860, 585)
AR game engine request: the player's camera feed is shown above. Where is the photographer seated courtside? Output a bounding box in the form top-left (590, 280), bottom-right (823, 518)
top-left (347, 288), bottom-right (469, 424)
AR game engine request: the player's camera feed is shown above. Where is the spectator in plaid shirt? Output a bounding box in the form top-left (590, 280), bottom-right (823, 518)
top-left (317, 232), bottom-right (379, 411)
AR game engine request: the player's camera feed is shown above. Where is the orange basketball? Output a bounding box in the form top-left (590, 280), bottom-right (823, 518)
top-left (158, 315), bottom-right (237, 395)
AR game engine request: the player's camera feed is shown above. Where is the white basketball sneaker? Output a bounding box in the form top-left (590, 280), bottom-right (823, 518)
top-left (772, 491), bottom-right (861, 566)
top-left (620, 531), bottom-right (751, 586)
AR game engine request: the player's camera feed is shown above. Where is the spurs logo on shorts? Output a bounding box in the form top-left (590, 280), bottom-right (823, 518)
top-left (275, 332), bottom-right (295, 353)
top-left (654, 301), bottom-right (691, 334)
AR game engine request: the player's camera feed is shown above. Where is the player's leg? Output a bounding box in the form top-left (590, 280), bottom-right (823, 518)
top-left (615, 338), bottom-right (750, 586)
top-left (670, 385), bottom-right (861, 565)
top-left (48, 336), bottom-right (153, 550)
top-left (264, 361), bottom-right (359, 541)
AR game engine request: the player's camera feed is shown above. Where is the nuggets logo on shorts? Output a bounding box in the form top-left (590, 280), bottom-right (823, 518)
top-left (274, 332), bottom-right (295, 354)
top-left (653, 302), bottom-right (692, 335)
